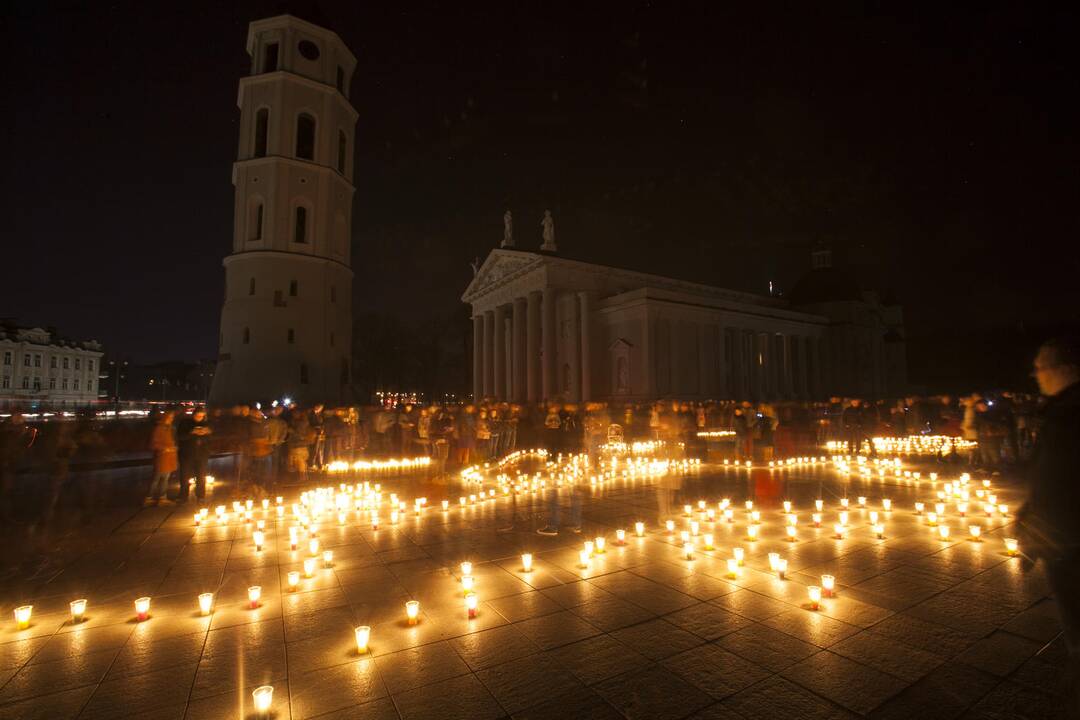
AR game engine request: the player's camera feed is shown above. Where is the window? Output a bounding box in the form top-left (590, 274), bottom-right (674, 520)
top-left (34, 354), bottom-right (41, 367)
top-left (73, 378), bottom-right (79, 391)
top-left (22, 376), bottom-right (29, 389)
top-left (287, 328), bottom-right (295, 344)
top-left (298, 40), bottom-right (320, 60)
top-left (49, 356), bottom-right (56, 368)
top-left (263, 42), bottom-right (279, 72)
top-left (274, 290), bottom-right (285, 306)
top-left (295, 113), bottom-right (316, 160)
top-left (63, 357), bottom-right (69, 369)
top-left (243, 327), bottom-right (250, 344)
top-left (249, 277), bottom-right (256, 295)
top-left (88, 359), bottom-right (93, 371)
top-left (49, 377), bottom-right (56, 390)
top-left (253, 203), bottom-right (263, 240)
top-left (300, 363), bottom-right (309, 384)
top-left (254, 108), bottom-right (269, 157)
top-left (294, 206), bottom-right (308, 243)
top-left (1, 376), bottom-right (8, 389)
top-left (337, 130), bottom-right (347, 173)
top-left (75, 359), bottom-right (81, 370)
top-left (33, 377), bottom-right (41, 391)
top-left (330, 286), bottom-right (336, 303)
top-left (23, 354), bottom-right (30, 367)
top-left (336, 66), bottom-right (345, 93)
top-left (2, 351), bottom-right (9, 365)
top-left (62, 378), bottom-right (68, 390)
top-left (289, 280), bottom-right (297, 297)
top-left (88, 379), bottom-right (93, 391)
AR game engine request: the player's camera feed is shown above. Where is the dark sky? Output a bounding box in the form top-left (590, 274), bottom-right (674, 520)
top-left (6, 1), bottom-right (1079, 389)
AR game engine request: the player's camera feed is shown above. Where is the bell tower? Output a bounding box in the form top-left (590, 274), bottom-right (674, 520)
top-left (210, 14), bottom-right (357, 405)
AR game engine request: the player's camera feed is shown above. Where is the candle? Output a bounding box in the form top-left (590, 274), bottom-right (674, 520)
top-left (776, 558), bottom-right (787, 579)
top-left (815, 499), bottom-right (824, 512)
top-left (521, 553), bottom-right (533, 572)
top-left (999, 504), bottom-right (1009, 516)
top-left (288, 571), bottom-right (300, 590)
top-left (968, 524), bottom-right (982, 541)
top-left (14, 605), bottom-right (32, 629)
top-left (684, 504), bottom-right (693, 516)
top-left (462, 575), bottom-right (475, 593)
top-left (69, 598), bottom-right (87, 623)
top-left (584, 540), bottom-right (595, 556)
top-left (406, 600), bottom-right (420, 625)
top-left (635, 521), bottom-right (645, 537)
top-left (194, 513), bottom-right (201, 527)
top-left (915, 501), bottom-right (924, 514)
top-left (725, 508), bottom-right (735, 522)
top-left (927, 512), bottom-right (938, 526)
top-left (703, 533), bottom-right (714, 550)
top-left (135, 597), bottom-right (151, 621)
top-left (938, 525), bottom-right (951, 540)
top-left (873, 523), bottom-right (885, 539)
top-left (733, 546), bottom-right (745, 565)
top-left (683, 542), bottom-right (694, 560)
top-left (858, 496), bottom-right (866, 507)
top-left (750, 510), bottom-right (761, 523)
top-left (834, 523), bottom-right (845, 539)
top-left (690, 521), bottom-right (700, 536)
top-left (254, 530), bottom-right (264, 551)
top-left (355, 625), bottom-right (371, 653)
top-left (616, 529), bottom-right (626, 544)
top-left (783, 500), bottom-right (792, 513)
top-left (839, 511), bottom-right (849, 526)
top-left (812, 512), bottom-right (822, 527)
top-left (786, 513), bottom-right (797, 526)
top-left (579, 549), bottom-right (591, 569)
top-left (869, 511), bottom-right (879, 525)
top-left (1004, 537), bottom-right (1018, 556)
top-left (808, 585), bottom-right (822, 610)
top-left (248, 586), bottom-right (262, 609)
top-left (680, 530), bottom-right (690, 544)
top-left (882, 498), bottom-right (892, 511)
top-left (821, 574), bottom-right (836, 597)
top-left (309, 538), bottom-right (319, 556)
top-left (840, 498), bottom-right (849, 508)
top-left (745, 500), bottom-right (754, 511)
top-left (252, 685), bottom-right (274, 715)
top-left (303, 558), bottom-right (316, 577)
top-left (727, 557), bottom-right (739, 578)
top-left (957, 502), bottom-right (968, 517)
top-left (746, 524), bottom-right (759, 541)
top-left (768, 552), bottom-right (780, 571)
top-left (466, 592), bottom-right (478, 618)
top-left (665, 520), bottom-right (675, 533)
top-left (595, 537), bottom-right (606, 553)
top-left (935, 502), bottom-right (946, 516)
top-left (460, 561), bottom-right (473, 577)
top-left (786, 526), bottom-right (797, 541)
top-left (323, 550), bottom-right (334, 567)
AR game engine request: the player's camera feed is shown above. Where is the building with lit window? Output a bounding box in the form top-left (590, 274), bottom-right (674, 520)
top-left (0, 322), bottom-right (104, 408)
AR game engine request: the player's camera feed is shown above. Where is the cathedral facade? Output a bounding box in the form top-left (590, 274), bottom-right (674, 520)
top-left (210, 15), bottom-right (356, 405)
top-left (462, 244), bottom-right (905, 404)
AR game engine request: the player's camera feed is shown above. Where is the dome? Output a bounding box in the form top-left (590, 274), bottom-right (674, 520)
top-left (788, 267), bottom-right (864, 305)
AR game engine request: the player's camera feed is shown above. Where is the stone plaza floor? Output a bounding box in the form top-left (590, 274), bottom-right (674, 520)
top-left (0, 452), bottom-right (1068, 719)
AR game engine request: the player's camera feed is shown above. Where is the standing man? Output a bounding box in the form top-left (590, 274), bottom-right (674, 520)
top-left (1018, 335), bottom-right (1080, 716)
top-left (176, 408), bottom-right (212, 503)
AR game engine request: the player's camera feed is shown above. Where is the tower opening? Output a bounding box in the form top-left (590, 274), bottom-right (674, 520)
top-left (296, 113), bottom-right (316, 160)
top-left (254, 109), bottom-right (268, 157)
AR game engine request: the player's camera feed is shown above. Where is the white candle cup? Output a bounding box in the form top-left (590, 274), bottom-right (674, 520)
top-left (665, 520), bottom-right (675, 533)
top-left (1004, 538), bottom-right (1018, 556)
top-left (635, 521), bottom-right (645, 537)
top-left (703, 533), bottom-right (714, 550)
top-left (462, 575), bottom-right (475, 593)
top-left (815, 499), bottom-right (824, 512)
top-left (521, 553), bottom-right (533, 572)
top-left (968, 525), bottom-right (982, 541)
top-left (595, 537), bottom-right (606, 553)
top-left (460, 561), bottom-right (473, 577)
top-left (406, 600), bottom-right (420, 625)
top-left (727, 557), bottom-right (739, 578)
top-left (14, 605), bottom-right (32, 629)
top-left (252, 685), bottom-right (274, 715)
top-left (466, 592), bottom-right (478, 618)
top-left (808, 585), bottom-right (822, 610)
top-left (355, 625), bottom-right (371, 654)
top-left (248, 586), bottom-right (262, 609)
top-left (786, 525), bottom-right (797, 542)
top-left (198, 592), bottom-right (213, 616)
top-left (746, 525), bottom-right (759, 541)
top-left (288, 571), bottom-right (300, 590)
top-left (253, 530), bottom-right (264, 551)
top-left (135, 597), bottom-right (151, 621)
top-left (733, 546), bottom-right (745, 565)
top-left (683, 542), bottom-right (695, 560)
top-left (938, 525), bottom-right (951, 540)
top-left (323, 550), bottom-right (334, 567)
top-left (776, 558), bottom-right (787, 579)
top-left (69, 599), bottom-right (87, 623)
top-left (579, 549), bottom-right (591, 569)
top-left (303, 558), bottom-right (316, 578)
top-left (821, 574), bottom-right (836, 597)
top-left (616, 529), bottom-right (626, 544)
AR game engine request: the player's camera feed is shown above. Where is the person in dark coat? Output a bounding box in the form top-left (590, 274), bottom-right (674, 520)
top-left (1018, 335), bottom-right (1080, 716)
top-left (176, 408), bottom-right (212, 503)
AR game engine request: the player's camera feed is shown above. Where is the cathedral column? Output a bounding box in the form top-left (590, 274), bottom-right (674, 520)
top-left (512, 297), bottom-right (526, 402)
top-left (493, 305), bottom-right (507, 400)
top-left (483, 310), bottom-right (494, 399)
top-left (578, 291), bottom-right (593, 403)
top-left (569, 295), bottom-right (581, 402)
top-left (526, 291), bottom-right (540, 402)
top-left (541, 288), bottom-right (556, 400)
top-left (472, 314), bottom-right (483, 401)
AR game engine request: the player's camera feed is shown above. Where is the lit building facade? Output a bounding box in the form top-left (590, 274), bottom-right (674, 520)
top-left (210, 14), bottom-right (356, 406)
top-left (0, 324), bottom-right (103, 408)
top-left (462, 247), bottom-right (905, 403)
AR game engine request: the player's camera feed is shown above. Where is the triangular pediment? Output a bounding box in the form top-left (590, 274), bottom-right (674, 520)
top-left (461, 249), bottom-right (543, 302)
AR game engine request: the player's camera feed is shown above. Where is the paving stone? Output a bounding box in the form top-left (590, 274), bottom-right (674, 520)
top-left (611, 618), bottom-right (707, 660)
top-left (711, 589), bottom-right (793, 621)
top-left (829, 629), bottom-right (945, 682)
top-left (661, 642), bottom-right (772, 699)
top-left (868, 661), bottom-right (999, 720)
top-left (289, 658), bottom-right (387, 719)
top-left (665, 601), bottom-right (753, 640)
top-left (512, 609), bottom-right (601, 649)
top-left (781, 650), bottom-right (908, 715)
top-left (869, 613), bottom-right (978, 657)
top-left (963, 679), bottom-right (1066, 720)
top-left (714, 675), bottom-right (857, 720)
top-left (510, 684), bottom-right (624, 720)
top-left (594, 665), bottom-right (713, 720)
top-left (449, 623), bottom-right (540, 671)
top-left (718, 623), bottom-right (820, 672)
top-left (955, 631), bottom-right (1042, 677)
top-left (373, 640), bottom-right (470, 695)
top-left (394, 669), bottom-right (503, 719)
top-left (476, 652), bottom-right (584, 713)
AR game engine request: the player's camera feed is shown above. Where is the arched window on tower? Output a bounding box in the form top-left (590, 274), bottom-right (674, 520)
top-left (249, 277), bottom-right (255, 295)
top-left (294, 207), bottom-right (308, 244)
top-left (254, 109), bottom-right (268, 158)
top-left (251, 202), bottom-right (263, 241)
top-left (296, 113), bottom-right (316, 160)
top-left (337, 130), bottom-right (347, 173)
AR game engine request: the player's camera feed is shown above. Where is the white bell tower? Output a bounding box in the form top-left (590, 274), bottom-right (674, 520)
top-left (210, 14), bottom-right (357, 405)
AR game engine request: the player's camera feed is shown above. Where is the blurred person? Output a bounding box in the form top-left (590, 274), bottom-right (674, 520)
top-left (309, 403), bottom-right (327, 469)
top-left (177, 408), bottom-right (212, 503)
top-left (287, 411), bottom-right (313, 481)
top-left (267, 406), bottom-right (288, 479)
top-left (1017, 335), bottom-right (1080, 716)
top-left (147, 410), bottom-right (177, 506)
top-left (543, 404), bottom-right (562, 454)
top-left (246, 405), bottom-right (273, 493)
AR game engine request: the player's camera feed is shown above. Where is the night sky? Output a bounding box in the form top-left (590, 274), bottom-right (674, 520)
top-left (6, 1), bottom-right (1079, 392)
